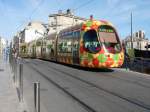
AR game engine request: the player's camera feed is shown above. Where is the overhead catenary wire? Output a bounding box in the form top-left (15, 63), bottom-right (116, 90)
top-left (29, 0), bottom-right (45, 21)
top-left (15, 0), bottom-right (45, 31)
top-left (70, 0), bottom-right (95, 26)
top-left (55, 0), bottom-right (63, 10)
top-left (54, 0), bottom-right (95, 18)
top-left (73, 0), bottom-right (94, 12)
top-left (15, 0), bottom-right (94, 34)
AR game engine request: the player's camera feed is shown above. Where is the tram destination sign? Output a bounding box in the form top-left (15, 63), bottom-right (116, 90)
top-left (99, 28), bottom-right (114, 33)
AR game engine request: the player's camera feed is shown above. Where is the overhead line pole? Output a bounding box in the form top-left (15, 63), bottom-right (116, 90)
top-left (131, 12), bottom-right (133, 49)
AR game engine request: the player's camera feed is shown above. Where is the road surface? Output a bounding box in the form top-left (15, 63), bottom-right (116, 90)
top-left (20, 59), bottom-right (150, 112)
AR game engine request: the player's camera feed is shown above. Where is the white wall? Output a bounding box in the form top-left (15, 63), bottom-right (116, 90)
top-left (25, 29), bottom-right (44, 43)
top-left (48, 15), bottom-right (85, 34)
top-left (24, 21), bottom-right (47, 43)
top-left (0, 38), bottom-right (6, 55)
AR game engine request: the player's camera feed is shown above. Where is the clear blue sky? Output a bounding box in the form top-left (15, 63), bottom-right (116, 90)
top-left (0, 0), bottom-right (150, 41)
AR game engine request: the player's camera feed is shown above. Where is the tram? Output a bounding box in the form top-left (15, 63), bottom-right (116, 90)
top-left (21, 19), bottom-right (124, 68)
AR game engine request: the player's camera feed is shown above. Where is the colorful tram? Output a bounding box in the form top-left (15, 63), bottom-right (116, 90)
top-left (20, 19), bottom-right (124, 68)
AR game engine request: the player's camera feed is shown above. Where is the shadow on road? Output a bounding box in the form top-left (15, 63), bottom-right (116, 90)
top-left (40, 59), bottom-right (114, 73)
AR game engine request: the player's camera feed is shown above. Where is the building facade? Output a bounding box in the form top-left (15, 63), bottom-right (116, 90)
top-left (48, 9), bottom-right (87, 34)
top-left (0, 37), bottom-right (6, 56)
top-left (23, 21), bottom-right (47, 43)
top-left (12, 21), bottom-right (48, 56)
top-left (123, 30), bottom-right (150, 51)
top-left (13, 10), bottom-right (88, 57)
top-left (12, 32), bottom-right (20, 56)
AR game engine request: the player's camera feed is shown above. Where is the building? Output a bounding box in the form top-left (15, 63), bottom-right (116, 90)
top-left (0, 37), bottom-right (5, 55)
top-left (12, 32), bottom-right (20, 55)
top-left (123, 30), bottom-right (150, 51)
top-left (13, 10), bottom-right (88, 56)
top-left (0, 37), bottom-right (6, 56)
top-left (12, 21), bottom-right (48, 56)
top-left (48, 9), bottom-right (87, 34)
top-left (22, 21), bottom-right (47, 43)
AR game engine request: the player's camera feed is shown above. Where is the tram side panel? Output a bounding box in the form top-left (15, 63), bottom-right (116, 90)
top-left (57, 27), bottom-right (81, 65)
top-left (27, 41), bottom-right (36, 58)
top-left (57, 32), bottom-right (73, 64)
top-left (36, 39), bottom-right (42, 59)
top-left (46, 33), bottom-right (57, 61)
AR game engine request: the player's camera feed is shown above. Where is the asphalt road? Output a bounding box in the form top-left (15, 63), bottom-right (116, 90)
top-left (21, 59), bottom-right (150, 112)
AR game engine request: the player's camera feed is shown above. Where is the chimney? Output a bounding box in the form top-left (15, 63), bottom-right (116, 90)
top-left (58, 10), bottom-right (62, 14)
top-left (66, 9), bottom-right (73, 15)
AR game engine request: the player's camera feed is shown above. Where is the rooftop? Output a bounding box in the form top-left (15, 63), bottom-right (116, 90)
top-left (49, 9), bottom-right (87, 21)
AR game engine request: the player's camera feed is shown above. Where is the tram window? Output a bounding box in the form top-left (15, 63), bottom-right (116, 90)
top-left (98, 25), bottom-right (121, 53)
top-left (43, 48), bottom-right (46, 52)
top-left (73, 31), bottom-right (80, 38)
top-left (58, 42), bottom-right (63, 52)
top-left (77, 31), bottom-right (80, 37)
top-left (83, 30), bottom-right (101, 53)
top-left (67, 41), bottom-right (72, 52)
top-left (58, 40), bottom-right (72, 53)
top-left (64, 42), bottom-right (67, 46)
top-left (74, 41), bottom-right (79, 49)
top-left (73, 32), bottom-right (76, 37)
top-left (73, 32), bottom-right (77, 37)
top-left (99, 32), bottom-right (117, 43)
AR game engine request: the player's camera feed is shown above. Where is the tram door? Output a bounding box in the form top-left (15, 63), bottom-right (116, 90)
top-left (41, 41), bottom-right (46, 58)
top-left (72, 37), bottom-right (79, 65)
top-left (42, 47), bottom-right (46, 58)
top-left (32, 46), bottom-right (36, 58)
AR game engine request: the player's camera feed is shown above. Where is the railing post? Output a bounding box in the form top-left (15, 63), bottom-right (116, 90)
top-left (141, 57), bottom-right (144, 73)
top-left (34, 82), bottom-right (40, 112)
top-left (19, 63), bottom-right (23, 102)
top-left (14, 58), bottom-right (17, 85)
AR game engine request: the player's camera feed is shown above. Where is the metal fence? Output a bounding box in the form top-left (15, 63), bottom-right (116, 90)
top-left (122, 56), bottom-right (150, 74)
top-left (9, 55), bottom-right (40, 112)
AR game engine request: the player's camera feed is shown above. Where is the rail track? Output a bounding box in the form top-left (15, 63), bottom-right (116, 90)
top-left (39, 59), bottom-right (150, 89)
top-left (24, 59), bottom-right (150, 111)
top-left (24, 60), bottom-right (97, 112)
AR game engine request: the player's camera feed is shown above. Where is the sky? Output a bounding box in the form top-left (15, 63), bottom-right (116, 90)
top-left (0, 0), bottom-right (150, 41)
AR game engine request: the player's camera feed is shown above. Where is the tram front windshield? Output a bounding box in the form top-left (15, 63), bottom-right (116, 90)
top-left (83, 29), bottom-right (101, 53)
top-left (98, 25), bottom-right (121, 53)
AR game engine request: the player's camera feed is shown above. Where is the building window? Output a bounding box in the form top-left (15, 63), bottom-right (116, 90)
top-left (75, 19), bottom-right (78, 22)
top-left (54, 17), bottom-right (57, 20)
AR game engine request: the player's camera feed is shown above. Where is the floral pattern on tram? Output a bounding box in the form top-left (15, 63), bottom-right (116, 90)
top-left (80, 20), bottom-right (124, 68)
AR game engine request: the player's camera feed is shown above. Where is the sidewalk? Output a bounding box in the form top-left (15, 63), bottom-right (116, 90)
top-left (0, 56), bottom-right (27, 112)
